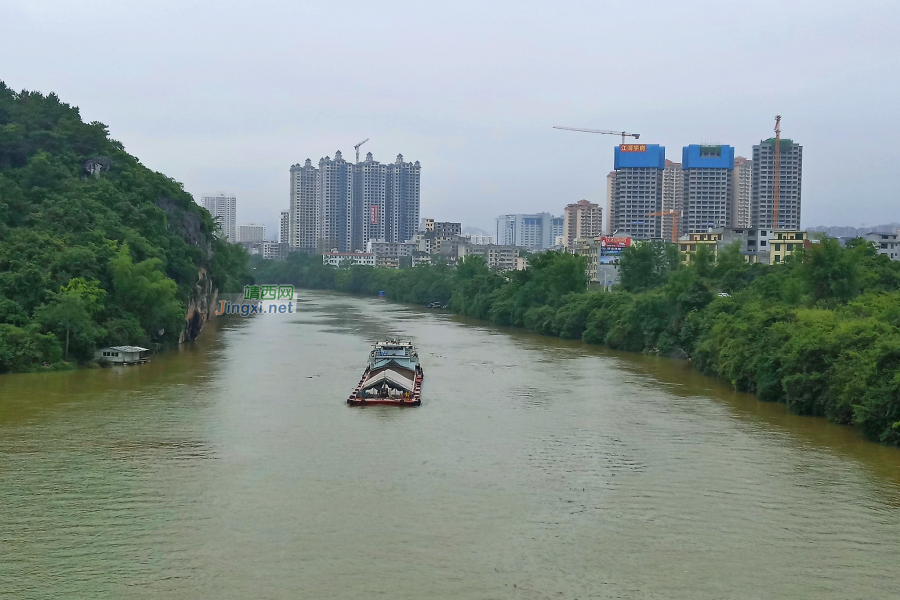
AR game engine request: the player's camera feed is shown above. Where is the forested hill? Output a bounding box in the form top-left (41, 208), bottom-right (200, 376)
top-left (0, 83), bottom-right (250, 372)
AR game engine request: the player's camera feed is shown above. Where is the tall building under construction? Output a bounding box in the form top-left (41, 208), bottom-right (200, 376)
top-left (751, 138), bottom-right (803, 230)
top-left (682, 144), bottom-right (734, 234)
top-left (661, 160), bottom-right (683, 241)
top-left (731, 157), bottom-right (753, 229)
top-left (610, 143), bottom-right (665, 240)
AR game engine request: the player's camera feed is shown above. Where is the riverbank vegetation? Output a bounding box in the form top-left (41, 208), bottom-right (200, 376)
top-left (0, 83), bottom-right (250, 373)
top-left (257, 240), bottom-right (900, 445)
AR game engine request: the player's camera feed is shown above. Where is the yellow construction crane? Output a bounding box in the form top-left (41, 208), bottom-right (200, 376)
top-left (553, 126), bottom-right (640, 145)
top-left (773, 116), bottom-right (781, 229)
top-left (646, 209), bottom-right (681, 243)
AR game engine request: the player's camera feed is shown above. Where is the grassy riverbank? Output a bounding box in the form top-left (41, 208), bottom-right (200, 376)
top-left (256, 242), bottom-right (900, 445)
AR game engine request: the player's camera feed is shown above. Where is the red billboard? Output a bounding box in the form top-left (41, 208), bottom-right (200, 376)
top-left (599, 236), bottom-right (632, 255)
top-left (370, 205), bottom-right (379, 225)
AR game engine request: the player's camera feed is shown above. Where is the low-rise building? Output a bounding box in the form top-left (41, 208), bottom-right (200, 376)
top-left (322, 252), bottom-right (376, 267)
top-left (462, 233), bottom-right (496, 245)
top-left (573, 238), bottom-right (601, 282)
top-left (414, 233), bottom-right (434, 254)
top-left (95, 346), bottom-right (149, 365)
top-left (411, 251), bottom-right (432, 267)
top-left (434, 235), bottom-right (464, 259)
top-left (464, 244), bottom-right (520, 272)
top-left (864, 232), bottom-right (900, 260)
top-left (573, 236), bottom-right (631, 286)
top-left (572, 238), bottom-right (621, 288)
top-left (769, 230), bottom-right (810, 264)
top-left (376, 256), bottom-right (400, 269)
top-left (366, 240), bottom-right (417, 267)
top-left (677, 227), bottom-right (804, 264)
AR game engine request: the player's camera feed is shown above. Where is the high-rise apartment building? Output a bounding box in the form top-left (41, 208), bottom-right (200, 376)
top-left (661, 160), bottom-right (683, 241)
top-left (496, 215), bottom-right (515, 247)
top-left (279, 211), bottom-right (290, 244)
top-left (385, 154), bottom-right (421, 244)
top-left (318, 151), bottom-right (354, 252)
top-left (237, 223), bottom-right (266, 243)
top-left (563, 199), bottom-right (602, 247)
top-left (732, 157), bottom-right (752, 228)
top-left (682, 145), bottom-right (734, 234)
top-left (611, 144), bottom-right (665, 240)
top-left (751, 138), bottom-right (803, 230)
top-left (605, 171), bottom-right (616, 234)
top-left (495, 213), bottom-right (562, 249)
top-left (289, 159), bottom-right (319, 250)
top-left (354, 152), bottom-right (387, 250)
top-left (289, 151), bottom-right (420, 253)
top-left (201, 192), bottom-right (237, 242)
top-left (550, 216), bottom-right (564, 247)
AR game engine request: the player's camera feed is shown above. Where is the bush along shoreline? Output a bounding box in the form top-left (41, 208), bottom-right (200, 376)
top-left (254, 239), bottom-right (900, 446)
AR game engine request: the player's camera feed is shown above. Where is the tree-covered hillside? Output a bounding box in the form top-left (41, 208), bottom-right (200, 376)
top-left (0, 83), bottom-right (250, 372)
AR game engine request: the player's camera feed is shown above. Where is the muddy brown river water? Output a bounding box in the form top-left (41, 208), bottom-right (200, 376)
top-left (1, 291), bottom-right (899, 599)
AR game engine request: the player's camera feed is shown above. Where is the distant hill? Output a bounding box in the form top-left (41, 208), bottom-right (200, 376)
top-left (462, 226), bottom-right (491, 236)
top-left (808, 223), bottom-right (900, 236)
top-left (0, 83), bottom-right (250, 372)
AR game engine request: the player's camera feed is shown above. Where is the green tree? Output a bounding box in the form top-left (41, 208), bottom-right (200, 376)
top-left (796, 237), bottom-right (860, 304)
top-left (0, 324), bottom-right (62, 373)
top-left (34, 278), bottom-right (106, 361)
top-left (618, 240), bottom-right (677, 292)
top-left (109, 244), bottom-right (184, 342)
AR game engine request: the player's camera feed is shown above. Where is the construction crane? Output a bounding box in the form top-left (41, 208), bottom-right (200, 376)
top-left (647, 209), bottom-right (681, 243)
top-left (553, 126), bottom-right (641, 145)
top-left (354, 138), bottom-right (369, 163)
top-left (773, 115), bottom-right (781, 230)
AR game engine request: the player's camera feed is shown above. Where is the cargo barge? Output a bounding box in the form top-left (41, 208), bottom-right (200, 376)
top-left (347, 340), bottom-right (423, 407)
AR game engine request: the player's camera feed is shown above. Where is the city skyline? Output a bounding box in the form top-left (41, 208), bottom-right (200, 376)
top-left (212, 133), bottom-right (898, 247)
top-left (288, 150), bottom-right (420, 252)
top-left (5, 1), bottom-right (897, 236)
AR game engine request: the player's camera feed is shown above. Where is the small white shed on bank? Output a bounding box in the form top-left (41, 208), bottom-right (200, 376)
top-left (95, 346), bottom-right (149, 365)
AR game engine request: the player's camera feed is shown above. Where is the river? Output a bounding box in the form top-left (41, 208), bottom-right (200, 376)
top-left (2, 290), bottom-right (899, 599)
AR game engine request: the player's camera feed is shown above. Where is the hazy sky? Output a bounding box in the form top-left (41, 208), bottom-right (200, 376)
top-left (4, 0), bottom-right (899, 235)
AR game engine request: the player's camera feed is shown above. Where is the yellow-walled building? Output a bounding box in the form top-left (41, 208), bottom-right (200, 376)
top-left (677, 227), bottom-right (809, 264)
top-left (769, 231), bottom-right (810, 264)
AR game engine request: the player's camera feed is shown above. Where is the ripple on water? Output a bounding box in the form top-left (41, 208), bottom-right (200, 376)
top-left (1, 291), bottom-right (900, 600)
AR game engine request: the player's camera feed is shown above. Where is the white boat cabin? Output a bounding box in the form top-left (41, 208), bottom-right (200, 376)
top-left (95, 346), bottom-right (149, 365)
top-left (368, 340), bottom-right (419, 372)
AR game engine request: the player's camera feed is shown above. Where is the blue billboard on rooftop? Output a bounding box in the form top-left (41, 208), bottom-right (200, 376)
top-left (682, 144), bottom-right (735, 169)
top-left (614, 144), bottom-right (666, 169)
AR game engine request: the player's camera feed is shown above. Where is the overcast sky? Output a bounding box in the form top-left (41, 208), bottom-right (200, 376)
top-left (4, 0), bottom-right (899, 235)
